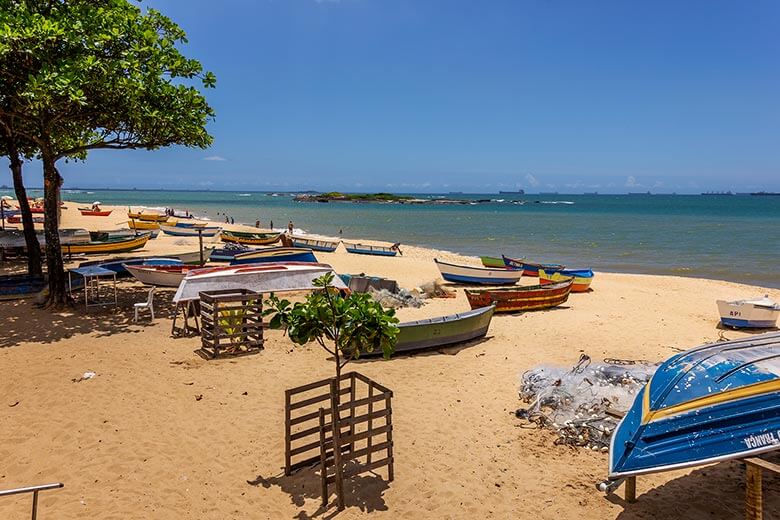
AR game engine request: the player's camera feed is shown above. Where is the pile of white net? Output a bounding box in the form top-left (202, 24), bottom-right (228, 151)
top-left (516, 354), bottom-right (657, 451)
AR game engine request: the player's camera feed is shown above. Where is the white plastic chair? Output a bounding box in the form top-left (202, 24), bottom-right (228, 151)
top-left (134, 287), bottom-right (155, 322)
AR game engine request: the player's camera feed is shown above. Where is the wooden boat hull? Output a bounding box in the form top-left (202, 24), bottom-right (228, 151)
top-left (435, 258), bottom-right (524, 285)
top-left (126, 264), bottom-right (190, 287)
top-left (363, 305), bottom-right (495, 357)
top-left (0, 274), bottom-right (47, 301)
top-left (79, 210), bottom-right (113, 216)
top-left (502, 255), bottom-right (565, 276)
top-left (343, 242), bottom-right (397, 256)
top-left (480, 256), bottom-right (505, 268)
top-left (717, 299), bottom-right (780, 328)
top-left (79, 257), bottom-right (182, 277)
top-left (128, 211), bottom-right (168, 222)
top-left (61, 234), bottom-right (150, 254)
top-left (8, 215), bottom-right (44, 224)
top-left (539, 268), bottom-right (594, 292)
top-left (221, 230), bottom-right (282, 246)
top-left (128, 220), bottom-right (160, 230)
top-left (290, 236), bottom-right (339, 252)
top-left (167, 248), bottom-right (215, 265)
top-left (159, 224), bottom-right (221, 237)
top-left (464, 279), bottom-right (573, 312)
top-left (230, 247), bottom-right (317, 265)
top-left (609, 332), bottom-right (780, 479)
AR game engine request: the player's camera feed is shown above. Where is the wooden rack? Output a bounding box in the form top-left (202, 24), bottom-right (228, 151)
top-left (198, 289), bottom-right (264, 358)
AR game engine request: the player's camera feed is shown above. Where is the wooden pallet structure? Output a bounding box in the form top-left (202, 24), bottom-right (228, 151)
top-left (198, 289), bottom-right (264, 359)
top-left (744, 456), bottom-right (780, 520)
top-left (284, 371), bottom-right (394, 511)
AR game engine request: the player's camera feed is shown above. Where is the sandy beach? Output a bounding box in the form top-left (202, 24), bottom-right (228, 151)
top-left (1, 202), bottom-right (778, 519)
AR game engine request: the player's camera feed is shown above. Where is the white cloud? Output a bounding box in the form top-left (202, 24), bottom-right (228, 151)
top-left (203, 155), bottom-right (227, 162)
top-left (625, 175), bottom-right (641, 188)
top-left (524, 173), bottom-right (540, 187)
top-left (653, 181), bottom-right (664, 188)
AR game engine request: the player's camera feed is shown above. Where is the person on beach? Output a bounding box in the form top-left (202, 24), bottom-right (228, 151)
top-left (287, 221), bottom-right (294, 234)
top-left (255, 220), bottom-right (260, 228)
top-left (231, 217), bottom-right (235, 225)
top-left (225, 215), bottom-right (229, 223)
top-left (270, 220), bottom-right (273, 230)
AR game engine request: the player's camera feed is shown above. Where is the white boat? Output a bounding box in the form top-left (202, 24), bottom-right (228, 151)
top-left (717, 296), bottom-right (780, 329)
top-left (159, 224), bottom-right (221, 237)
top-left (434, 258), bottom-right (524, 285)
top-left (167, 247), bottom-right (215, 264)
top-left (125, 264), bottom-right (191, 287)
top-left (173, 262), bottom-right (348, 302)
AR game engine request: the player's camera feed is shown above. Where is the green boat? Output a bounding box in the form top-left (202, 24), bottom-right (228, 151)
top-left (480, 256), bottom-right (505, 268)
top-left (363, 304), bottom-right (495, 357)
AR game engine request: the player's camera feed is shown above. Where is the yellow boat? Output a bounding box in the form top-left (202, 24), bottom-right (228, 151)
top-left (61, 234), bottom-right (150, 255)
top-left (127, 211), bottom-right (168, 222)
top-left (128, 219), bottom-right (160, 230)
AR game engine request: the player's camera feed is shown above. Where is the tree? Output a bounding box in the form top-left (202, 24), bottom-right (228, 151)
top-left (0, 0), bottom-right (216, 306)
top-left (264, 273), bottom-right (400, 380)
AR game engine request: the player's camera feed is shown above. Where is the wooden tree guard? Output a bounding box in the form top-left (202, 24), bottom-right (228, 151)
top-left (744, 457), bottom-right (780, 520)
top-left (284, 372), bottom-right (394, 511)
top-left (198, 289), bottom-right (264, 359)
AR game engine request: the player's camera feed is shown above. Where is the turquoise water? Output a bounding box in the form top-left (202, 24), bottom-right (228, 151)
top-left (5, 189), bottom-right (778, 288)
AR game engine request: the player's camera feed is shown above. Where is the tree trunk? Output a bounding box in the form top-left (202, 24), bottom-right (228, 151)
top-left (8, 153), bottom-right (43, 276)
top-left (41, 149), bottom-right (68, 307)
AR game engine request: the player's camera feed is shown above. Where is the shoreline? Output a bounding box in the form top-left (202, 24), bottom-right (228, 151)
top-left (1, 201), bottom-right (779, 519)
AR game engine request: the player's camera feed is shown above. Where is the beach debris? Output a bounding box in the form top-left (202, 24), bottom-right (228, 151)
top-left (8, 401), bottom-right (19, 407)
top-left (515, 354), bottom-right (656, 450)
top-left (72, 371), bottom-right (96, 383)
top-left (195, 394), bottom-right (203, 401)
top-left (415, 279), bottom-right (456, 299)
top-left (368, 287), bottom-right (425, 309)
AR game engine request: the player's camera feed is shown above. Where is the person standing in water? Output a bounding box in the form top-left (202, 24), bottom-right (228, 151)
top-left (287, 221), bottom-right (294, 234)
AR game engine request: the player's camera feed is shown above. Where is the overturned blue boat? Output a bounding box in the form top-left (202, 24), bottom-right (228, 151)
top-left (608, 331), bottom-right (780, 479)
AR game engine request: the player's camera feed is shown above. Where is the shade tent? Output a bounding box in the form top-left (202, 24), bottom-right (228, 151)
top-left (172, 262), bottom-right (348, 303)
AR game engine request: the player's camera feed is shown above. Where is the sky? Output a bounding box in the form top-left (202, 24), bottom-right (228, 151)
top-left (3, 0), bottom-right (779, 193)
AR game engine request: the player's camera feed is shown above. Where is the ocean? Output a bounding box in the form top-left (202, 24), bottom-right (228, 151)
top-left (5, 189), bottom-right (778, 288)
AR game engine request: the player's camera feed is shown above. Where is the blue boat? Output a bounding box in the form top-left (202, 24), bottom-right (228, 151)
top-left (230, 247), bottom-right (317, 265)
top-left (434, 258), bottom-right (524, 285)
top-left (78, 257), bottom-right (183, 277)
top-left (607, 331), bottom-right (780, 481)
top-left (289, 236), bottom-right (339, 253)
top-left (0, 274), bottom-right (47, 301)
top-left (343, 241), bottom-right (399, 257)
top-left (210, 244), bottom-right (255, 262)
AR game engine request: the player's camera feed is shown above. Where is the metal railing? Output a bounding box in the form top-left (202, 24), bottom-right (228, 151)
top-left (0, 483), bottom-right (63, 520)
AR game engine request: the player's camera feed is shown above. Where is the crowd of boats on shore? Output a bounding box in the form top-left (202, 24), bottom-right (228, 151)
top-left (2, 204), bottom-right (780, 497)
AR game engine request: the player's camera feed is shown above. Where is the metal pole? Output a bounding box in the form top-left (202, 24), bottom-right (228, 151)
top-left (31, 490), bottom-right (38, 520)
top-left (198, 229), bottom-right (204, 266)
top-left (1, 201), bottom-right (5, 230)
top-left (131, 217), bottom-right (138, 237)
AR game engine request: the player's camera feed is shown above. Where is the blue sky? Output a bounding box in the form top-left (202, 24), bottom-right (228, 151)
top-left (4, 0), bottom-right (780, 193)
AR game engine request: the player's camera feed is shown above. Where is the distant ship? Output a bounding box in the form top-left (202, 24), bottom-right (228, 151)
top-left (750, 191), bottom-right (780, 196)
top-left (701, 191), bottom-right (733, 196)
top-left (583, 192), bottom-right (598, 195)
top-left (628, 191), bottom-right (651, 195)
top-left (498, 189), bottom-right (525, 195)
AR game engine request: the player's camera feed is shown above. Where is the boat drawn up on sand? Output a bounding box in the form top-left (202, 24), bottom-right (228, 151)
top-left (61, 233), bottom-right (150, 255)
top-left (434, 258), bottom-right (524, 285)
top-left (127, 210), bottom-right (168, 222)
top-left (7, 214), bottom-right (44, 224)
top-left (502, 255), bottom-right (565, 277)
top-left (159, 224), bottom-right (221, 237)
top-left (604, 331), bottom-right (780, 483)
top-left (539, 268), bottom-right (594, 293)
top-left (78, 257), bottom-right (183, 277)
top-left (464, 279), bottom-right (573, 312)
top-left (221, 230), bottom-right (282, 246)
top-left (125, 264), bottom-right (193, 287)
top-left (342, 242), bottom-right (399, 257)
top-left (230, 247), bottom-right (317, 265)
top-left (0, 274), bottom-right (47, 301)
top-left (289, 236), bottom-right (340, 253)
top-left (362, 305), bottom-right (495, 357)
top-left (173, 262), bottom-right (348, 302)
top-left (78, 208), bottom-right (112, 216)
top-left (127, 219), bottom-right (161, 231)
top-left (717, 296), bottom-right (780, 329)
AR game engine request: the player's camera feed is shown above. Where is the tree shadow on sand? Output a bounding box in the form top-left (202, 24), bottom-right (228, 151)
top-left (0, 281), bottom-right (179, 348)
top-left (611, 456), bottom-right (780, 519)
top-left (247, 462), bottom-right (390, 519)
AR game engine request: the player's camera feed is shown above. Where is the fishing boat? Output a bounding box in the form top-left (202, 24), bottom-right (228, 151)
top-left (1, 228), bottom-right (89, 248)
top-left (221, 229), bottom-right (283, 246)
top-left (78, 208), bottom-right (113, 216)
top-left (128, 219), bottom-right (160, 231)
top-left (0, 274), bottom-right (47, 301)
top-left (91, 228), bottom-right (159, 240)
top-left (166, 247), bottom-right (216, 265)
top-left (209, 244), bottom-right (253, 262)
top-left (168, 219), bottom-right (208, 228)
top-left (126, 264), bottom-right (192, 287)
top-left (539, 268), bottom-right (594, 293)
top-left (230, 247), bottom-right (317, 265)
top-left (434, 258), bottom-right (524, 285)
top-left (480, 256), bottom-right (505, 268)
top-left (59, 228), bottom-right (92, 245)
top-left (289, 236), bottom-right (339, 252)
top-left (605, 331), bottom-right (780, 482)
top-left (127, 210), bottom-right (168, 222)
top-left (502, 255), bottom-right (565, 276)
top-left (717, 296), bottom-right (780, 329)
top-left (7, 214), bottom-right (44, 224)
top-left (464, 279), bottom-right (573, 312)
top-left (78, 257), bottom-right (182, 277)
top-left (61, 233), bottom-right (150, 255)
top-left (173, 262), bottom-right (348, 302)
top-left (362, 305), bottom-right (495, 357)
top-left (342, 242), bottom-right (398, 257)
top-left (159, 224), bottom-right (221, 237)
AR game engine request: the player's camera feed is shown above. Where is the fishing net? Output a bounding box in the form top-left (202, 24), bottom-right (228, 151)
top-left (368, 287), bottom-right (425, 309)
top-left (515, 354), bottom-right (658, 451)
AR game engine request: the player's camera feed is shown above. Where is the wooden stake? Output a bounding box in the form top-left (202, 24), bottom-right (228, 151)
top-left (745, 462), bottom-right (762, 520)
top-left (625, 476), bottom-right (636, 503)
